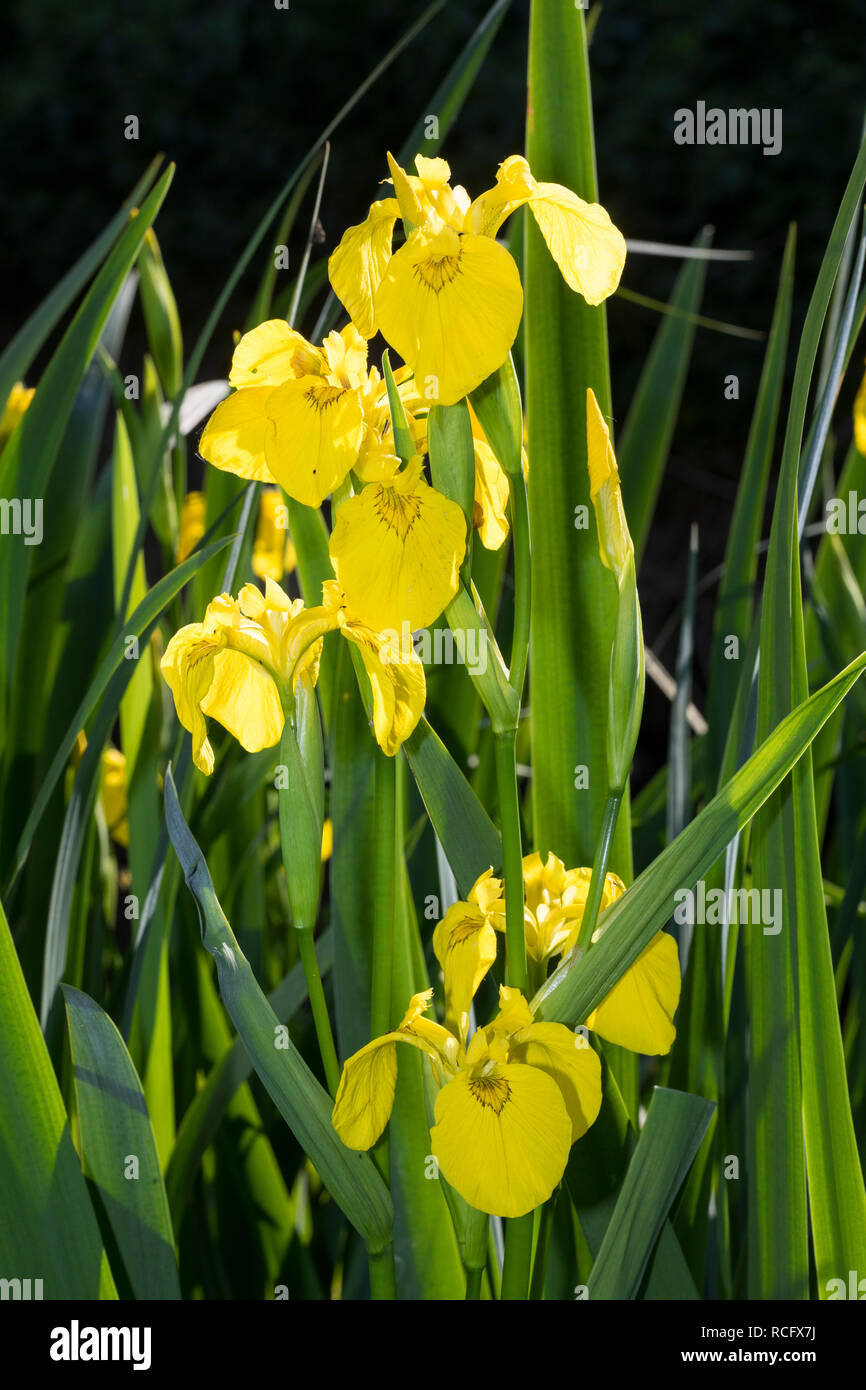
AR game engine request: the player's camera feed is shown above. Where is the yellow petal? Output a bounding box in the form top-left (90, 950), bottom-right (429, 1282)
top-left (176, 491), bottom-right (207, 565)
top-left (374, 225), bottom-right (523, 406)
top-left (252, 487), bottom-right (293, 583)
top-left (198, 386), bottom-right (277, 483)
top-left (586, 387), bottom-right (633, 583)
top-left (201, 648), bottom-right (285, 755)
top-left (328, 197), bottom-right (400, 339)
top-left (557, 868), bottom-right (627, 957)
top-left (100, 748), bottom-right (129, 848)
top-left (855, 364), bottom-right (866, 455)
top-left (229, 319), bottom-right (320, 388)
top-left (468, 867), bottom-right (503, 916)
top-left (585, 930), bottom-right (681, 1055)
top-left (431, 1061), bottom-right (572, 1217)
top-left (264, 377), bottom-right (364, 507)
top-left (160, 623), bottom-right (223, 774)
top-left (332, 990), bottom-right (449, 1149)
top-left (510, 1022), bottom-right (602, 1142)
top-left (470, 155), bottom-right (625, 304)
top-left (469, 407), bottom-right (510, 550)
top-left (329, 459), bottom-right (466, 631)
top-left (529, 184), bottom-right (625, 305)
top-left (338, 613), bottom-right (426, 756)
top-left (433, 903), bottom-right (498, 1043)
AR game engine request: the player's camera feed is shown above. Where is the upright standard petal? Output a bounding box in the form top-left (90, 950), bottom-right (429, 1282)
top-left (431, 1060), bottom-right (572, 1218)
top-left (433, 902), bottom-right (498, 1044)
top-left (264, 376), bottom-right (365, 507)
top-left (374, 226), bottom-right (523, 406)
top-left (328, 197), bottom-right (400, 339)
top-left (328, 458), bottom-right (466, 632)
top-left (585, 929), bottom-right (681, 1055)
top-left (469, 407), bottom-right (510, 551)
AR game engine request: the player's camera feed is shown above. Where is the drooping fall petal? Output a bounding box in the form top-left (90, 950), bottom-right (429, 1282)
top-left (328, 457), bottom-right (466, 632)
top-left (374, 225), bottom-right (523, 406)
top-left (431, 1061), bottom-right (572, 1218)
top-left (585, 929), bottom-right (681, 1055)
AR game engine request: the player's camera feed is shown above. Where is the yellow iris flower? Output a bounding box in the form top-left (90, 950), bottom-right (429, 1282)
top-left (854, 363), bottom-right (866, 455)
top-left (252, 487), bottom-right (298, 583)
top-left (454, 857), bottom-right (681, 1057)
top-left (161, 578), bottom-right (424, 772)
top-left (0, 381), bottom-right (35, 452)
top-left (329, 152), bottom-right (626, 405)
top-left (332, 979), bottom-right (602, 1219)
top-left (198, 320), bottom-right (369, 507)
top-left (176, 491), bottom-right (206, 564)
top-left (328, 455), bottom-right (466, 632)
top-left (100, 747), bottom-right (131, 849)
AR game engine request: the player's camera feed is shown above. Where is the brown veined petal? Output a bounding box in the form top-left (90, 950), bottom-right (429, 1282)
top-left (374, 225), bottom-right (523, 407)
top-left (433, 902), bottom-right (498, 1043)
top-left (430, 1061), bottom-right (572, 1218)
top-left (264, 377), bottom-right (364, 508)
top-left (198, 386), bottom-right (278, 483)
top-left (338, 616), bottom-right (426, 757)
top-left (328, 197), bottom-right (400, 339)
top-left (328, 458), bottom-right (466, 632)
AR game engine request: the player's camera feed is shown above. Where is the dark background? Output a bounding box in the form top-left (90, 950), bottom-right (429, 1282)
top-left (2, 0), bottom-right (864, 750)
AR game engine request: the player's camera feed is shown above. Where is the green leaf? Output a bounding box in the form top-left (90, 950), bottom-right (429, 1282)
top-left (164, 766), bottom-right (394, 1252)
top-left (618, 228), bottom-right (712, 566)
top-left (0, 167), bottom-right (174, 746)
top-left (398, 0), bottom-right (511, 165)
top-left (62, 985), bottom-right (180, 1299)
top-left (7, 535), bottom-right (231, 895)
top-left (166, 935), bottom-right (333, 1224)
top-left (404, 717), bottom-right (502, 897)
top-left (0, 898), bottom-right (117, 1299)
top-left (706, 227), bottom-right (795, 782)
top-left (586, 1087), bottom-right (715, 1300)
top-left (524, 0), bottom-right (629, 872)
top-left (0, 157), bottom-right (162, 413)
top-left (534, 649), bottom-right (866, 1028)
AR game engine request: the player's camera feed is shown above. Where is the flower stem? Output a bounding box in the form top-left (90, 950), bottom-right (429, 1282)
top-left (493, 729), bottom-right (527, 994)
top-left (368, 1243), bottom-right (397, 1300)
top-left (576, 789), bottom-right (624, 952)
top-left (296, 928), bottom-right (340, 1098)
top-left (501, 1212), bottom-right (534, 1300)
top-left (464, 1265), bottom-right (483, 1300)
top-left (529, 1197), bottom-right (556, 1300)
top-left (371, 751), bottom-right (396, 1040)
top-left (508, 471), bottom-right (531, 701)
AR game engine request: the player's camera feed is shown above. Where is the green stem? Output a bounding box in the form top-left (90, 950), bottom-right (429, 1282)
top-left (576, 789), bottom-right (624, 952)
top-left (529, 1197), bottom-right (555, 1300)
top-left (464, 1265), bottom-right (483, 1300)
top-left (493, 729), bottom-right (527, 993)
top-left (295, 928), bottom-right (340, 1098)
top-left (508, 471), bottom-right (531, 700)
top-left (371, 752), bottom-right (396, 1040)
top-left (501, 1212), bottom-right (534, 1300)
top-left (368, 1242), bottom-right (397, 1300)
